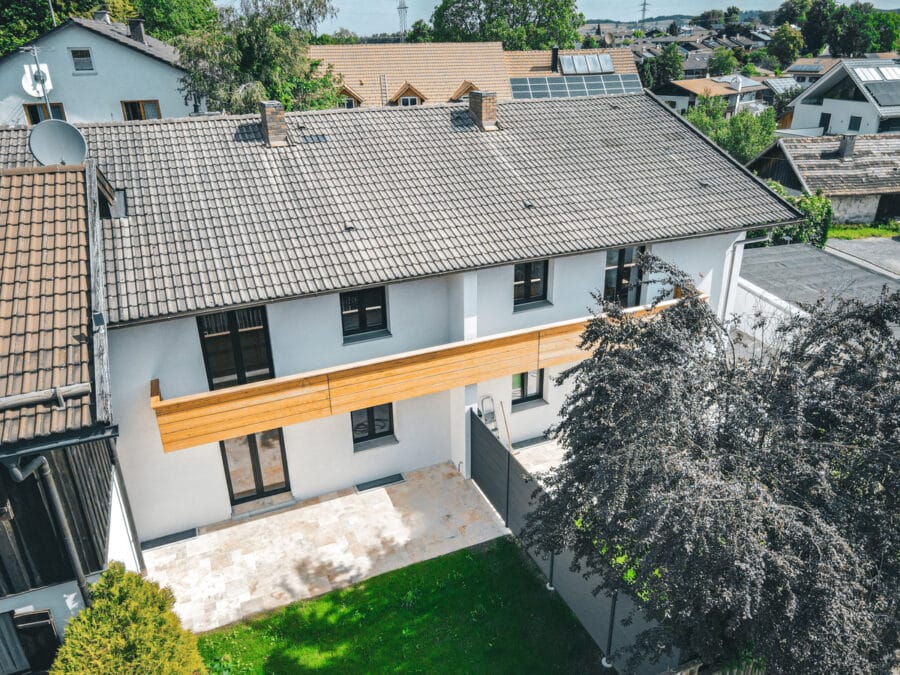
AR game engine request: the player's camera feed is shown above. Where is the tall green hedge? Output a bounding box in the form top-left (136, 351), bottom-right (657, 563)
top-left (51, 562), bottom-right (204, 674)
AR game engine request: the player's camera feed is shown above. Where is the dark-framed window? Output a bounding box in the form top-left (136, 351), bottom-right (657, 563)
top-left (604, 246), bottom-right (645, 308)
top-left (340, 287), bottom-right (387, 337)
top-left (121, 99), bottom-right (161, 121)
top-left (512, 369), bottom-right (544, 405)
top-left (22, 102), bottom-right (65, 126)
top-left (513, 260), bottom-right (549, 305)
top-left (220, 428), bottom-right (290, 505)
top-left (70, 48), bottom-right (93, 71)
top-left (351, 403), bottom-right (394, 445)
top-left (818, 112), bottom-right (831, 133)
top-left (848, 115), bottom-right (862, 132)
top-left (197, 307), bottom-right (274, 390)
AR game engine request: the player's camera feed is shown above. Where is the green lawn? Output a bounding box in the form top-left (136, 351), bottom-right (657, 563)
top-left (828, 222), bottom-right (899, 240)
top-left (198, 537), bottom-right (602, 674)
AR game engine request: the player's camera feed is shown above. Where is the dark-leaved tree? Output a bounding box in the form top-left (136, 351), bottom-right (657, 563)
top-left (520, 257), bottom-right (900, 674)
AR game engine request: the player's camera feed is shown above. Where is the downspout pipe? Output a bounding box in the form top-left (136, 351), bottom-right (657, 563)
top-left (6, 455), bottom-right (92, 608)
top-left (720, 232), bottom-right (771, 321)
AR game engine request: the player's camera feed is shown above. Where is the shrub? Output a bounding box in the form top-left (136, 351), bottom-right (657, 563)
top-left (52, 562), bottom-right (204, 674)
top-left (749, 180), bottom-right (833, 247)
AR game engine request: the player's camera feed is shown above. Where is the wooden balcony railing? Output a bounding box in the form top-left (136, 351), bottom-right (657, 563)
top-left (150, 299), bottom-right (684, 452)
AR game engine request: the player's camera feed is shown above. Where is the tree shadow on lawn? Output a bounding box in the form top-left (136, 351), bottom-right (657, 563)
top-left (201, 537), bottom-right (603, 674)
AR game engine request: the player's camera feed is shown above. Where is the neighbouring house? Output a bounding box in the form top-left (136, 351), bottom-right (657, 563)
top-left (787, 58), bottom-right (900, 136)
top-left (0, 10), bottom-right (200, 126)
top-left (682, 52), bottom-right (712, 79)
top-left (308, 42), bottom-right (639, 108)
top-left (748, 133), bottom-right (900, 223)
top-left (655, 74), bottom-right (768, 113)
top-left (784, 57), bottom-right (842, 89)
top-left (0, 164), bottom-right (143, 669)
top-left (0, 92), bottom-right (798, 558)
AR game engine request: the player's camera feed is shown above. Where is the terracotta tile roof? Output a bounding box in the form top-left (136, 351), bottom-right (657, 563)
top-left (309, 42), bottom-right (512, 106)
top-left (503, 48), bottom-right (637, 78)
top-left (0, 166), bottom-right (94, 446)
top-left (0, 94), bottom-right (801, 326)
top-left (670, 78), bottom-right (767, 98)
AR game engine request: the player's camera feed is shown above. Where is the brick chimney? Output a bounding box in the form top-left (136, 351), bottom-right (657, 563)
top-left (259, 101), bottom-right (288, 147)
top-left (838, 134), bottom-right (856, 159)
top-left (468, 91), bottom-right (498, 132)
top-left (128, 18), bottom-right (145, 43)
top-left (93, 8), bottom-right (111, 24)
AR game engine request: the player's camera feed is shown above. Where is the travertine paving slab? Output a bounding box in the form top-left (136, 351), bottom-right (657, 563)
top-left (143, 463), bottom-right (506, 632)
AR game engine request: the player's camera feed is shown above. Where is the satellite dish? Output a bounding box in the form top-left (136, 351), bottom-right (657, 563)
top-left (21, 63), bottom-right (53, 98)
top-left (28, 120), bottom-right (88, 166)
top-left (605, 31), bottom-right (615, 45)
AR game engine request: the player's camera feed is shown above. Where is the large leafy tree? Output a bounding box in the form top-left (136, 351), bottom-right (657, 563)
top-left (774, 0), bottom-right (811, 25)
top-left (0, 0), bottom-right (93, 55)
top-left (801, 0), bottom-right (835, 55)
top-left (690, 9), bottom-right (724, 29)
top-left (707, 47), bottom-right (738, 76)
top-left (641, 42), bottom-right (683, 90)
top-left (520, 258), bottom-right (900, 674)
top-left (406, 19), bottom-right (433, 43)
top-left (827, 2), bottom-right (899, 56)
top-left (431, 0), bottom-right (584, 50)
top-left (768, 22), bottom-right (804, 68)
top-left (134, 0), bottom-right (216, 41)
top-left (176, 0), bottom-right (341, 113)
top-left (685, 95), bottom-right (776, 163)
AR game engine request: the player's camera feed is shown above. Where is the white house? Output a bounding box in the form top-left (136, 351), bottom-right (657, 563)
top-left (0, 93), bottom-right (799, 549)
top-left (0, 11), bottom-right (199, 126)
top-left (787, 58), bottom-right (900, 136)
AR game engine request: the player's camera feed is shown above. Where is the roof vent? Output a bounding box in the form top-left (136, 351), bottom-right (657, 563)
top-left (259, 100), bottom-right (288, 147)
top-left (93, 8), bottom-right (112, 24)
top-left (839, 134), bottom-right (856, 159)
top-left (468, 91), bottom-right (498, 132)
top-left (128, 18), bottom-right (145, 43)
top-left (551, 46), bottom-right (560, 73)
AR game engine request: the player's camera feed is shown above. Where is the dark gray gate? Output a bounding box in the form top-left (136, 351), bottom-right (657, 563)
top-left (470, 410), bottom-right (510, 523)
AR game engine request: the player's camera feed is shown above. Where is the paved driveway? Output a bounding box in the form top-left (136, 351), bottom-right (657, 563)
top-left (144, 463), bottom-right (507, 632)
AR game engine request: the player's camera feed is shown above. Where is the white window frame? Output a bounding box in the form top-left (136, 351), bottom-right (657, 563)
top-left (399, 96), bottom-right (419, 107)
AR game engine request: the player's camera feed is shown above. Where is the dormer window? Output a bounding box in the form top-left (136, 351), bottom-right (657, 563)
top-left (340, 97), bottom-right (356, 109)
top-left (337, 85), bottom-right (363, 109)
top-left (451, 80), bottom-right (478, 102)
top-left (389, 82), bottom-right (426, 107)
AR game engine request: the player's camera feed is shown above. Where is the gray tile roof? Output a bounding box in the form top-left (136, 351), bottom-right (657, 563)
top-left (0, 94), bottom-right (800, 326)
top-left (749, 134), bottom-right (900, 196)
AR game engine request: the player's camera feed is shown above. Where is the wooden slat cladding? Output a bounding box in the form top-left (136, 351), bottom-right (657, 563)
top-left (151, 300), bottom-right (685, 452)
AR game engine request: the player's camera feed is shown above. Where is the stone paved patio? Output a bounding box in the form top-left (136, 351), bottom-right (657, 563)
top-left (143, 463), bottom-right (506, 632)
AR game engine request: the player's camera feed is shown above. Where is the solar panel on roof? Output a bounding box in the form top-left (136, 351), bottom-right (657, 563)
top-left (855, 67), bottom-right (883, 81)
top-left (559, 55), bottom-right (575, 74)
top-left (865, 81), bottom-right (900, 107)
top-left (879, 66), bottom-right (900, 81)
top-left (789, 64), bottom-right (822, 73)
top-left (508, 74), bottom-right (642, 99)
top-left (597, 54), bottom-right (614, 73)
top-left (572, 54), bottom-right (589, 74)
top-left (584, 54), bottom-right (602, 73)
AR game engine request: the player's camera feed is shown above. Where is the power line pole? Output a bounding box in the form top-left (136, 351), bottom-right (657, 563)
top-left (640, 0), bottom-right (649, 32)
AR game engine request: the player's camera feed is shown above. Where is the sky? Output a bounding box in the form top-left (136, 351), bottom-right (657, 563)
top-left (311, 0), bottom-right (899, 35)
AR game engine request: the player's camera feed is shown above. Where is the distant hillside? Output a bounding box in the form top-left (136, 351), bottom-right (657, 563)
top-left (586, 14), bottom-right (691, 23)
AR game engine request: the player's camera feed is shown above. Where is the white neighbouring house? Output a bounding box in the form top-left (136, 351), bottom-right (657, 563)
top-left (0, 92), bottom-right (799, 549)
top-left (787, 57), bottom-right (900, 136)
top-left (0, 11), bottom-right (200, 126)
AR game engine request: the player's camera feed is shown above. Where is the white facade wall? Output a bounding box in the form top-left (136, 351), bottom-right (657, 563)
top-left (0, 24), bottom-right (195, 125)
top-left (791, 99), bottom-right (880, 135)
top-left (109, 236), bottom-right (739, 542)
top-left (105, 471), bottom-right (143, 572)
top-left (831, 194), bottom-right (881, 224)
top-left (108, 317), bottom-right (230, 541)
